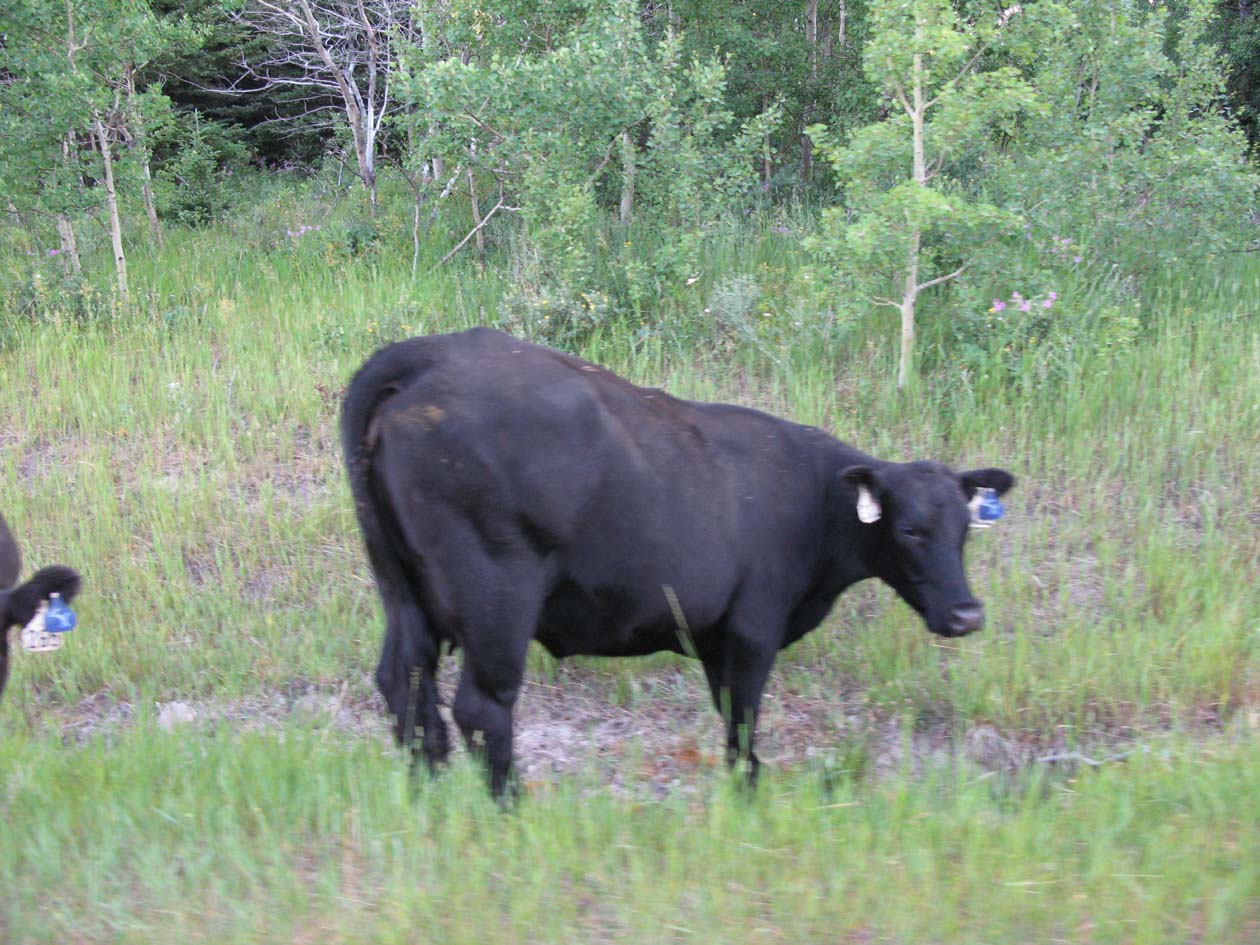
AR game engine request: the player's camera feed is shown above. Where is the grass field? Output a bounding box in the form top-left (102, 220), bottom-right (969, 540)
top-left (2, 187), bottom-right (1259, 943)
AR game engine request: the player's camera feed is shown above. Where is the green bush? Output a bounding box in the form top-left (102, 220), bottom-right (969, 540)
top-left (153, 112), bottom-right (245, 228)
top-left (0, 259), bottom-right (119, 343)
top-left (986, 1), bottom-right (1257, 279)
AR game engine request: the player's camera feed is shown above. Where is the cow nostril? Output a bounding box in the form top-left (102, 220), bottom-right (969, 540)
top-left (948, 603), bottom-right (984, 635)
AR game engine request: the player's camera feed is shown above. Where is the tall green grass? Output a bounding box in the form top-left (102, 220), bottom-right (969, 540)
top-left (4, 199), bottom-right (1259, 720)
top-left (2, 725), bottom-right (1259, 944)
top-left (3, 184), bottom-right (1260, 941)
top-left (3, 201), bottom-right (1259, 727)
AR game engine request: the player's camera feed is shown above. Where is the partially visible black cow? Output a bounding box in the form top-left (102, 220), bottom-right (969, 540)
top-left (342, 328), bottom-right (1013, 795)
top-left (0, 512), bottom-right (82, 704)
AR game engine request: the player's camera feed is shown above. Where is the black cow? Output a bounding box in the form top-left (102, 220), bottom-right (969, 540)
top-left (0, 512), bottom-right (82, 704)
top-left (342, 328), bottom-right (1013, 795)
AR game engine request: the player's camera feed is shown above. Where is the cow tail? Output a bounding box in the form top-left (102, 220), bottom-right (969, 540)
top-left (340, 343), bottom-right (442, 630)
top-left (341, 345), bottom-right (448, 732)
top-left (340, 345), bottom-right (424, 580)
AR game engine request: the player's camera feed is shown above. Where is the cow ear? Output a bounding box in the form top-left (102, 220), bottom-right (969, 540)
top-left (959, 468), bottom-right (1015, 498)
top-left (841, 465), bottom-right (882, 524)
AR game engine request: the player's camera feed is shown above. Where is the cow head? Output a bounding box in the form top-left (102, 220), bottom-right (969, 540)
top-left (1, 512), bottom-right (81, 705)
top-left (842, 461), bottom-right (1014, 637)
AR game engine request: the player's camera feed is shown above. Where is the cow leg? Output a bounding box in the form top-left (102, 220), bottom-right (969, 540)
top-left (452, 666), bottom-right (522, 799)
top-left (450, 560), bottom-right (541, 799)
top-left (375, 592), bottom-right (449, 772)
top-left (452, 628), bottom-right (534, 798)
top-left (700, 628), bottom-right (778, 784)
top-left (0, 629), bottom-right (9, 705)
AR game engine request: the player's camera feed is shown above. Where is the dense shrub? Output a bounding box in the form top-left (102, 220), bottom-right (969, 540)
top-left (153, 112), bottom-right (246, 228)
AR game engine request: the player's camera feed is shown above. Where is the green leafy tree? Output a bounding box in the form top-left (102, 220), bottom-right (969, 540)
top-left (1, 0), bottom-right (103, 272)
top-left (988, 0), bottom-right (1256, 277)
top-left (401, 0), bottom-right (775, 309)
top-left (1163, 0), bottom-right (1260, 152)
top-left (649, 1), bottom-right (878, 186)
top-left (406, 1), bottom-right (652, 277)
top-left (0, 0), bottom-right (198, 296)
top-left (809, 0), bottom-right (1038, 388)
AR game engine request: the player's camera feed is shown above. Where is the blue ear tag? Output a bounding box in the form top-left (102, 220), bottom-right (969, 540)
top-left (44, 593), bottom-right (77, 633)
top-left (969, 488), bottom-right (1005, 529)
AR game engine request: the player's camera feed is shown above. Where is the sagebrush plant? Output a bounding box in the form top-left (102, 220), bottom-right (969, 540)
top-left (499, 280), bottom-right (615, 349)
top-left (705, 273), bottom-right (762, 346)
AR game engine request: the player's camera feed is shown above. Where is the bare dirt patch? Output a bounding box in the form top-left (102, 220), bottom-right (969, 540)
top-left (37, 659), bottom-right (1104, 797)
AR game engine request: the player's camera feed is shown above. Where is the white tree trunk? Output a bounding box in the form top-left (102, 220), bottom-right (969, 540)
top-left (55, 131), bottom-right (83, 274)
top-left (899, 228), bottom-right (920, 390)
top-left (297, 0), bottom-right (377, 208)
top-left (412, 189), bottom-right (422, 274)
top-left (802, 0), bottom-right (819, 181)
top-left (467, 165), bottom-right (484, 254)
top-left (55, 214), bottom-right (82, 275)
top-left (898, 53), bottom-right (928, 390)
top-left (126, 66), bottom-right (163, 246)
top-left (95, 112), bottom-right (128, 302)
top-left (763, 95), bottom-right (773, 187)
top-left (619, 130), bottom-right (635, 225)
top-left (141, 158), bottom-right (162, 245)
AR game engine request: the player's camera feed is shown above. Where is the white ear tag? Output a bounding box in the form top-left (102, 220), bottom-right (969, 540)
top-left (856, 485), bottom-right (882, 524)
top-left (19, 602), bottom-right (64, 653)
top-left (968, 487), bottom-right (1005, 529)
top-left (967, 491), bottom-right (988, 529)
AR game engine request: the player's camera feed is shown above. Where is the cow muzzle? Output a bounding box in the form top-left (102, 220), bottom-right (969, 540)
top-left (945, 601), bottom-right (985, 636)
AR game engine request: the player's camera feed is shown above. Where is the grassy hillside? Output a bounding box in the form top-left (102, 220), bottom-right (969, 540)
top-left (2, 187), bottom-right (1259, 942)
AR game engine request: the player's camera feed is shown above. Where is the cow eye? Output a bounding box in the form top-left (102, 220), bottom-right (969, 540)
top-left (899, 524), bottom-right (925, 541)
